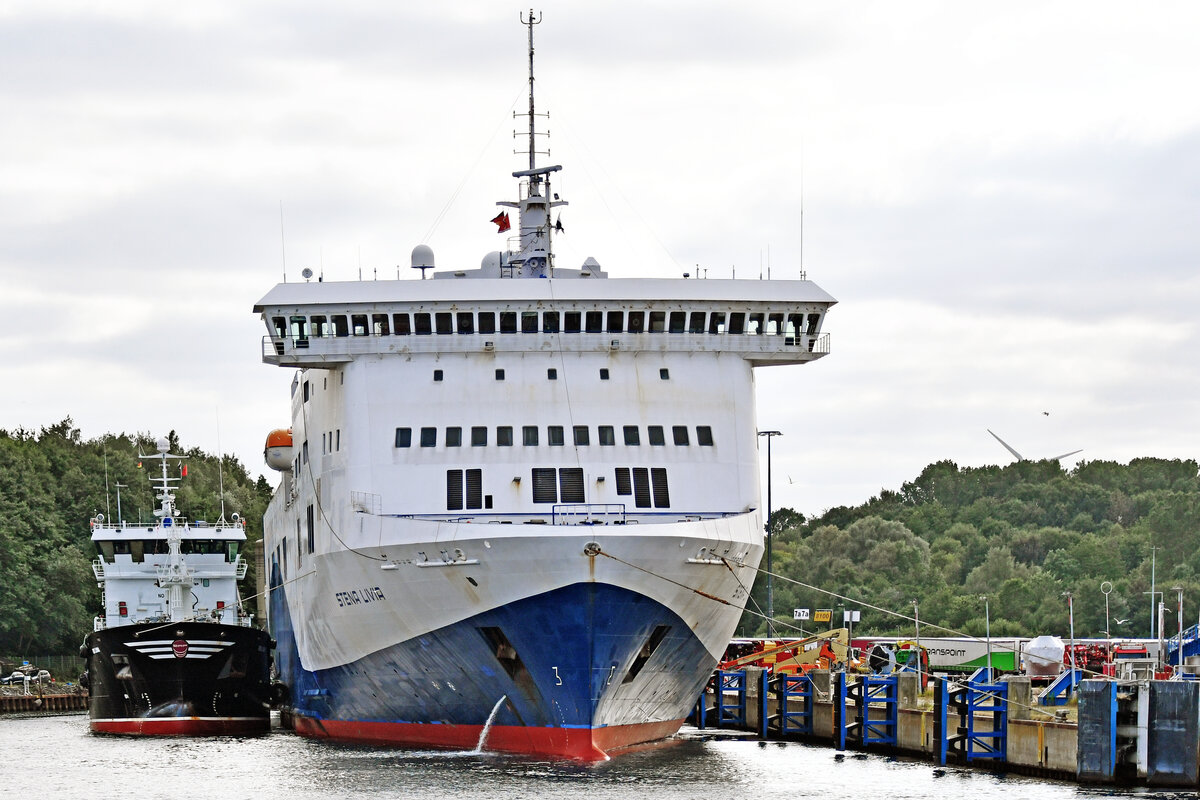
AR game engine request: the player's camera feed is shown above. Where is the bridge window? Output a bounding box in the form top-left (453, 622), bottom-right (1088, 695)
top-left (478, 312), bottom-right (496, 335)
top-left (372, 314), bottom-right (390, 335)
top-left (500, 312), bottom-right (517, 333)
top-left (311, 315), bottom-right (329, 337)
top-left (497, 426), bottom-right (513, 447)
top-left (606, 311), bottom-right (623, 333)
top-left (669, 312), bottom-right (685, 333)
top-left (457, 312), bottom-right (474, 334)
top-left (332, 315), bottom-right (349, 337)
top-left (806, 313), bottom-right (821, 335)
top-left (542, 311), bottom-right (559, 332)
top-left (689, 312), bottom-right (706, 333)
top-left (648, 426), bottom-right (665, 446)
top-left (522, 426), bottom-right (539, 446)
top-left (627, 311), bottom-right (645, 333)
top-left (585, 311), bottom-right (603, 333)
top-left (709, 312), bottom-right (726, 334)
top-left (598, 426), bottom-right (615, 446)
top-left (728, 313), bottom-right (745, 335)
top-left (272, 316), bottom-right (286, 339)
top-left (648, 311), bottom-right (665, 332)
top-left (393, 313), bottom-right (411, 335)
top-left (420, 427), bottom-right (437, 447)
top-left (290, 316), bottom-right (309, 345)
top-left (672, 426), bottom-right (689, 446)
top-left (548, 426), bottom-right (564, 446)
top-left (446, 427), bottom-right (462, 447)
top-left (748, 312), bottom-right (764, 335)
top-left (564, 312), bottom-right (581, 333)
top-left (623, 426), bottom-right (640, 446)
top-left (414, 313), bottom-right (432, 335)
top-left (521, 311), bottom-right (539, 333)
top-left (352, 314), bottom-right (368, 335)
top-left (697, 426), bottom-right (714, 446)
top-left (471, 426), bottom-right (488, 446)
top-left (768, 313), bottom-right (784, 335)
top-left (573, 426), bottom-right (589, 446)
top-left (436, 312), bottom-right (453, 334)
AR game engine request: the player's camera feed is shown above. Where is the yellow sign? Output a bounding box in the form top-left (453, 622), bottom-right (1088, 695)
top-left (814, 609), bottom-right (832, 623)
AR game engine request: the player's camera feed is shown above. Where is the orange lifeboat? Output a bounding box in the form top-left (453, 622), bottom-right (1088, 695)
top-left (264, 428), bottom-right (293, 471)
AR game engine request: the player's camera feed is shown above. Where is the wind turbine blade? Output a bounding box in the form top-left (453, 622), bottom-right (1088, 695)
top-left (1050, 449), bottom-right (1083, 460)
top-left (987, 429), bottom-right (1024, 461)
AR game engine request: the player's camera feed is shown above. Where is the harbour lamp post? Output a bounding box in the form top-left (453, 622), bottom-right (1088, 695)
top-left (1063, 591), bottom-right (1077, 690)
top-left (1149, 545), bottom-right (1159, 640)
top-left (1101, 581), bottom-right (1113, 657)
top-left (912, 599), bottom-right (922, 687)
top-left (758, 430), bottom-right (782, 637)
top-left (1173, 587), bottom-right (1184, 674)
top-left (980, 595), bottom-right (992, 676)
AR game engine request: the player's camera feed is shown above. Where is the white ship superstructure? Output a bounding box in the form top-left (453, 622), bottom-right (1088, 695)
top-left (256, 14), bottom-right (835, 759)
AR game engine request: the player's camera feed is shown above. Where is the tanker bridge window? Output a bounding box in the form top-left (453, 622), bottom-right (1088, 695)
top-left (352, 314), bottom-right (368, 335)
top-left (393, 313), bottom-right (411, 335)
top-left (500, 312), bottom-right (517, 333)
top-left (436, 312), bottom-right (453, 334)
top-left (414, 313), bottom-right (432, 335)
top-left (478, 312), bottom-right (496, 335)
top-left (564, 312), bottom-right (582, 333)
top-left (627, 311), bottom-right (645, 333)
top-left (457, 312), bottom-right (474, 334)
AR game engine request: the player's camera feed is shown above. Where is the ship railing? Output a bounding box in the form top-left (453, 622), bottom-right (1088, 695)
top-left (552, 503), bottom-right (627, 526)
top-left (261, 330), bottom-right (831, 365)
top-left (234, 554), bottom-right (248, 580)
top-left (91, 558), bottom-right (105, 581)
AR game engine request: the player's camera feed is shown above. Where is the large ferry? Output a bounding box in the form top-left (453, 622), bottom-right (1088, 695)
top-left (82, 439), bottom-right (273, 735)
top-left (256, 14), bottom-right (835, 759)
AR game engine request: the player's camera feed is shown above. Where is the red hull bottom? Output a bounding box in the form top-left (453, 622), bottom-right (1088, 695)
top-left (90, 717), bottom-right (269, 736)
top-left (289, 715), bottom-right (686, 761)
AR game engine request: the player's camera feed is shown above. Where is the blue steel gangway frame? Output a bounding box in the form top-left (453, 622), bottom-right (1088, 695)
top-left (834, 672), bottom-right (898, 751)
top-left (773, 672), bottom-right (814, 737)
top-left (935, 674), bottom-right (1009, 765)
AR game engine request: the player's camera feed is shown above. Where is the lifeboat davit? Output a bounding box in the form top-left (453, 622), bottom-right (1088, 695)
top-left (264, 428), bottom-right (293, 471)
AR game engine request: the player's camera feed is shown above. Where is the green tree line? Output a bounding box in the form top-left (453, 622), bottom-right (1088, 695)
top-left (0, 419), bottom-right (272, 657)
top-left (744, 457), bottom-right (1200, 643)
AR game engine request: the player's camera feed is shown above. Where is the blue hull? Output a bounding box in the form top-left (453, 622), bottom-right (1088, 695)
top-left (269, 565), bottom-right (714, 755)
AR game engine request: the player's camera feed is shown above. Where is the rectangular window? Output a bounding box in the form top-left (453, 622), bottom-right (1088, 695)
top-left (615, 467), bottom-right (632, 496)
top-left (351, 314), bottom-right (368, 335)
top-left (457, 312), bottom-right (475, 334)
top-left (606, 310), bottom-right (624, 333)
top-left (497, 426), bottom-right (513, 446)
top-left (523, 425), bottom-right (539, 446)
top-left (311, 315), bottom-right (328, 337)
top-left (306, 504), bottom-right (315, 553)
top-left (728, 312), bottom-right (745, 335)
top-left (672, 425), bottom-right (690, 446)
top-left (478, 312), bottom-right (496, 334)
top-left (651, 467), bottom-right (670, 508)
top-left (768, 312), bottom-right (784, 335)
top-left (585, 310), bottom-right (603, 333)
top-left (648, 311), bottom-right (666, 332)
top-left (573, 425), bottom-right (590, 446)
top-left (599, 368), bottom-right (610, 380)
top-left (648, 425), bottom-right (665, 446)
top-left (748, 312), bottom-right (765, 335)
top-left (623, 425), bottom-right (640, 446)
top-left (446, 427), bottom-right (462, 447)
top-left (495, 368), bottom-right (505, 380)
top-left (709, 312), bottom-right (726, 334)
top-left (627, 311), bottom-right (645, 333)
top-left (436, 312), bottom-right (453, 334)
top-left (332, 315), bottom-right (349, 337)
top-left (372, 314), bottom-right (390, 336)
top-left (559, 468), bottom-right (584, 503)
top-left (447, 470), bottom-right (464, 511)
top-left (548, 426), bottom-right (564, 446)
top-left (393, 313), bottom-right (411, 335)
top-left (471, 426), bottom-right (488, 446)
top-left (420, 427), bottom-right (437, 447)
top-left (466, 469), bottom-right (482, 510)
top-left (543, 311), bottom-right (560, 332)
top-left (547, 368), bottom-right (557, 380)
top-left (521, 311), bottom-right (539, 333)
top-left (697, 425), bottom-right (714, 446)
top-left (395, 428), bottom-right (412, 448)
top-left (414, 313), bottom-right (432, 335)
top-left (532, 468), bottom-right (557, 503)
top-left (632, 468), bottom-right (652, 508)
top-left (689, 311), bottom-right (706, 333)
top-left (598, 426), bottom-right (615, 446)
top-left (500, 311), bottom-right (517, 333)
top-left (669, 311), bottom-right (686, 333)
top-left (564, 311), bottom-right (582, 333)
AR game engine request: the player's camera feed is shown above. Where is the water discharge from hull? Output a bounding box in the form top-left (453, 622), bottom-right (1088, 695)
top-left (472, 695), bottom-right (508, 754)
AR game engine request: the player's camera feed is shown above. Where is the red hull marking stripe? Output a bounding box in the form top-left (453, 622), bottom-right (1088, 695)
top-left (90, 717), bottom-right (269, 736)
top-left (291, 716), bottom-right (685, 761)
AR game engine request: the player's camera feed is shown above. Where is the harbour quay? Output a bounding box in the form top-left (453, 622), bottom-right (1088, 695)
top-left (0, 693), bottom-right (87, 714)
top-left (693, 668), bottom-right (1200, 787)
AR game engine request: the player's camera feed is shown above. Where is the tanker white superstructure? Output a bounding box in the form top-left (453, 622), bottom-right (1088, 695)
top-left (255, 14), bottom-right (836, 759)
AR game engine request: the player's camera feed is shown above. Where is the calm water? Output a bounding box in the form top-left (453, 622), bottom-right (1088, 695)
top-left (0, 713), bottom-right (1186, 800)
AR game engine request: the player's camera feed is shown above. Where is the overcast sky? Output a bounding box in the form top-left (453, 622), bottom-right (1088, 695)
top-left (2, 1), bottom-right (1197, 518)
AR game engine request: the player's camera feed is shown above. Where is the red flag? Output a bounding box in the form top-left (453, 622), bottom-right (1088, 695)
top-left (181, 465), bottom-right (188, 477)
top-left (491, 211), bottom-right (511, 232)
